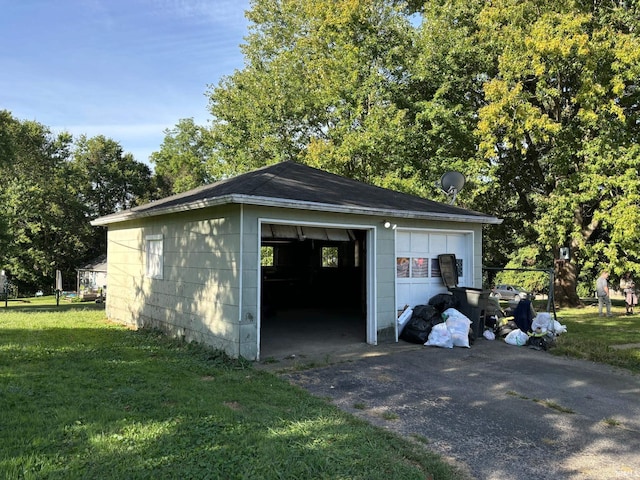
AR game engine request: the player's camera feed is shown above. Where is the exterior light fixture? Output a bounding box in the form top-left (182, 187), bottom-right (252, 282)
top-left (383, 221), bottom-right (397, 229)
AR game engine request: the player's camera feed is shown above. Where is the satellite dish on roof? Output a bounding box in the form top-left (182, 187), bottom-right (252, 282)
top-left (440, 171), bottom-right (465, 204)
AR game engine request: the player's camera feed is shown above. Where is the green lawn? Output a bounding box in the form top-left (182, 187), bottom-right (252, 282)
top-left (549, 299), bottom-right (640, 373)
top-left (0, 298), bottom-right (463, 480)
top-left (1, 296), bottom-right (638, 479)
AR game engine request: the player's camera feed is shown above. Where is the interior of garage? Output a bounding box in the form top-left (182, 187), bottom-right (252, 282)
top-left (259, 224), bottom-right (368, 359)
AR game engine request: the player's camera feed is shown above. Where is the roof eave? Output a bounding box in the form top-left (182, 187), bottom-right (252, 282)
top-left (237, 195), bottom-right (503, 224)
top-left (90, 194), bottom-right (502, 226)
top-left (90, 196), bottom-right (232, 226)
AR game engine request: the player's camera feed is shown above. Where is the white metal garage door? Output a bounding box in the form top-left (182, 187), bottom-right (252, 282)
top-left (395, 229), bottom-right (473, 310)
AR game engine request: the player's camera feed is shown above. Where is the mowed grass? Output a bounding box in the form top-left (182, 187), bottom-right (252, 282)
top-left (550, 299), bottom-right (640, 373)
top-left (0, 298), bottom-right (463, 480)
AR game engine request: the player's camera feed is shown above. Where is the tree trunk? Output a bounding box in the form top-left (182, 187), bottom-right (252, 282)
top-left (553, 259), bottom-right (582, 307)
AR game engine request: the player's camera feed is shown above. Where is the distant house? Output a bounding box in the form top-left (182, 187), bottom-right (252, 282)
top-left (76, 255), bottom-right (107, 301)
top-left (91, 162), bottom-right (500, 360)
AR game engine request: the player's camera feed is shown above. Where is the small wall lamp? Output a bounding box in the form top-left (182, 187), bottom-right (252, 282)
top-left (383, 220), bottom-right (397, 230)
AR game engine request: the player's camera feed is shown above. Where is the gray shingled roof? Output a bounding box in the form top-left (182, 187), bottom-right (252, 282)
top-left (77, 254), bottom-right (107, 272)
top-left (92, 161), bottom-right (501, 225)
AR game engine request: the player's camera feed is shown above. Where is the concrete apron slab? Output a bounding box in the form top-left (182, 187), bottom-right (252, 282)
top-left (275, 338), bottom-right (640, 480)
top-left (257, 339), bottom-right (423, 372)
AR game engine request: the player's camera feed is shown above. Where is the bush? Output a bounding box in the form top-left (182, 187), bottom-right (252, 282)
top-left (576, 282), bottom-right (593, 299)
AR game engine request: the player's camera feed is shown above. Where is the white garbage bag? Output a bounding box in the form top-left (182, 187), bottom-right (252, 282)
top-left (505, 328), bottom-right (529, 346)
top-left (531, 312), bottom-right (553, 334)
top-left (425, 322), bottom-right (454, 348)
top-left (553, 320), bottom-right (568, 334)
top-left (483, 329), bottom-right (496, 340)
top-left (443, 308), bottom-right (472, 348)
top-left (531, 312), bottom-right (568, 335)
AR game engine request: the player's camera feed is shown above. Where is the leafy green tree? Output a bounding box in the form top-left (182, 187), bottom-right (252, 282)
top-left (0, 111), bottom-right (16, 249)
top-left (207, 0), bottom-right (526, 250)
top-left (0, 111), bottom-right (92, 291)
top-left (73, 135), bottom-right (153, 218)
top-left (473, 0), bottom-right (640, 305)
top-left (205, 0), bottom-right (639, 306)
top-left (150, 118), bottom-right (215, 195)
top-left (407, 0), bottom-right (507, 218)
top-left (72, 135), bottom-right (154, 259)
top-left (208, 0), bottom-right (417, 187)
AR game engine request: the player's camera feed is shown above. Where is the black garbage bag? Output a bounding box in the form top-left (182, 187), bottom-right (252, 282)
top-left (526, 335), bottom-right (549, 351)
top-left (400, 317), bottom-right (432, 344)
top-left (428, 293), bottom-right (459, 313)
top-left (412, 304), bottom-right (439, 322)
top-left (400, 304), bottom-right (442, 344)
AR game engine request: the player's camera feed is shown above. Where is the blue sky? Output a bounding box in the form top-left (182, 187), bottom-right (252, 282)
top-left (0, 0), bottom-right (251, 166)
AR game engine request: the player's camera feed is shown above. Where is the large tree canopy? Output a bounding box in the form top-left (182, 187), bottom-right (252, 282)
top-left (71, 135), bottom-right (155, 260)
top-left (204, 0), bottom-right (640, 305)
top-left (0, 112), bottom-right (155, 293)
top-left (208, 0), bottom-right (423, 189)
top-left (472, 0), bottom-right (640, 303)
top-left (0, 112), bottom-right (92, 289)
top-left (72, 135), bottom-right (153, 219)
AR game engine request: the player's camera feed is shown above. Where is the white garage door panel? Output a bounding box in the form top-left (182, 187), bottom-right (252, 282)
top-left (395, 230), bottom-right (472, 310)
top-left (429, 234), bottom-right (447, 252)
top-left (396, 232), bottom-right (411, 251)
top-left (446, 235), bottom-right (467, 260)
top-left (410, 232), bottom-right (430, 253)
top-left (396, 282), bottom-right (442, 311)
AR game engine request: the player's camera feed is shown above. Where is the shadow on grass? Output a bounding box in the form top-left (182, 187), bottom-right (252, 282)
top-left (0, 300), bottom-right (105, 313)
top-left (0, 323), bottom-right (455, 480)
top-left (549, 301), bottom-right (640, 374)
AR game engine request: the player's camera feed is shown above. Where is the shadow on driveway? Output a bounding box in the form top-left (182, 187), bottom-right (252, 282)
top-left (278, 339), bottom-right (640, 480)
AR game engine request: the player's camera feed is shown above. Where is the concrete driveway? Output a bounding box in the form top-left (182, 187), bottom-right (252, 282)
top-left (278, 339), bottom-right (640, 480)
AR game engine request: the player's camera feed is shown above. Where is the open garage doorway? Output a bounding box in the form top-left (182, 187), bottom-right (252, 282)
top-left (258, 222), bottom-right (371, 360)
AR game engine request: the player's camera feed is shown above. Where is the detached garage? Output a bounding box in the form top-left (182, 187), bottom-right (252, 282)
top-left (92, 162), bottom-right (500, 360)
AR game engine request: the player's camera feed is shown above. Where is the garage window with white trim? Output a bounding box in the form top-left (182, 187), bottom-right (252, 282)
top-left (145, 234), bottom-right (164, 279)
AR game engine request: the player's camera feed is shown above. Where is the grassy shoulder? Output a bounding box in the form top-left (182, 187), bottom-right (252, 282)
top-left (0, 299), bottom-right (465, 480)
top-left (548, 298), bottom-right (640, 374)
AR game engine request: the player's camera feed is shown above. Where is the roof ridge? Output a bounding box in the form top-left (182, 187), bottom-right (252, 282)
top-left (245, 161), bottom-right (291, 195)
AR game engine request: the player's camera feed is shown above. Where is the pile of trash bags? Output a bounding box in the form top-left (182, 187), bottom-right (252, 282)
top-left (398, 294), bottom-right (567, 351)
top-left (485, 299), bottom-right (567, 350)
top-left (397, 293), bottom-right (475, 348)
